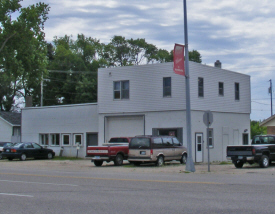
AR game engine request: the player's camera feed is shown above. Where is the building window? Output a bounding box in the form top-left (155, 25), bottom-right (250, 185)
top-left (207, 128), bottom-right (214, 148)
top-left (198, 77), bottom-right (204, 97)
top-left (219, 82), bottom-right (224, 96)
top-left (74, 134), bottom-right (83, 146)
top-left (163, 77), bottom-right (171, 97)
top-left (235, 82), bottom-right (240, 100)
top-left (114, 80), bottom-right (129, 100)
top-left (62, 134), bottom-right (70, 146)
top-left (50, 134), bottom-right (60, 146)
top-left (40, 134), bottom-right (49, 146)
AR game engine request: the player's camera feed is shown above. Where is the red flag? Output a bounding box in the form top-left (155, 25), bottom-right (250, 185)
top-left (173, 43), bottom-right (185, 76)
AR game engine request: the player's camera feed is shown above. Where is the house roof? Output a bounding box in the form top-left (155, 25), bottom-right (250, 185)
top-left (259, 114), bottom-right (275, 127)
top-left (0, 111), bottom-right (21, 126)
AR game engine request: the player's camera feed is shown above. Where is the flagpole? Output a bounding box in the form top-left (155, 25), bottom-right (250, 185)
top-left (183, 0), bottom-right (195, 172)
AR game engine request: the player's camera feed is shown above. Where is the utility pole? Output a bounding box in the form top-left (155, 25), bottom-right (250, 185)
top-left (269, 79), bottom-right (273, 116)
top-left (183, 0), bottom-right (195, 172)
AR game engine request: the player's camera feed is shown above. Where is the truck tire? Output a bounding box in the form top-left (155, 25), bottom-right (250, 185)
top-left (94, 160), bottom-right (103, 167)
top-left (234, 160), bottom-right (244, 168)
top-left (259, 155), bottom-right (269, 168)
top-left (114, 154), bottom-right (123, 166)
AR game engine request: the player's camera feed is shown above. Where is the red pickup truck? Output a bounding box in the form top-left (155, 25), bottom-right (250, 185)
top-left (86, 137), bottom-right (132, 166)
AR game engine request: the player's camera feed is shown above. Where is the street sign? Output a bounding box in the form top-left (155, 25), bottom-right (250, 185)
top-left (203, 111), bottom-right (213, 126)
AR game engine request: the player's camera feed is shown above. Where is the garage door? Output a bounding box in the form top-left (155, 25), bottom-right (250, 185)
top-left (105, 116), bottom-right (144, 142)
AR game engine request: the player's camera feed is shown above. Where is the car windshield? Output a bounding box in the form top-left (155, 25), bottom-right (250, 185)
top-left (130, 137), bottom-right (150, 149)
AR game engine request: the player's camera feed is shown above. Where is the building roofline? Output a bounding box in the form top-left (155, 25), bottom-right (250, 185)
top-left (23, 102), bottom-right (98, 111)
top-left (260, 114), bottom-right (275, 126)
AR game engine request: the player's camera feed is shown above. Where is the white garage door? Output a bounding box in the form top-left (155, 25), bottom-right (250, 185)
top-left (106, 116), bottom-right (144, 142)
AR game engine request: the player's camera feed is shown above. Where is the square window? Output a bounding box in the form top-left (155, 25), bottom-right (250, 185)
top-left (114, 80), bottom-right (129, 100)
top-left (50, 134), bottom-right (60, 146)
top-left (62, 134), bottom-right (70, 146)
top-left (40, 134), bottom-right (49, 146)
top-left (74, 134), bottom-right (83, 146)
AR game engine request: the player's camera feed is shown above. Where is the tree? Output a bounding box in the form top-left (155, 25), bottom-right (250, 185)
top-left (43, 34), bottom-right (99, 106)
top-left (189, 50), bottom-right (202, 63)
top-left (251, 120), bottom-right (267, 139)
top-left (0, 0), bottom-right (50, 111)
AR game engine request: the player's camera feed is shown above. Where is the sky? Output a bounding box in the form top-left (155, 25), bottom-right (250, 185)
top-left (21, 0), bottom-right (275, 121)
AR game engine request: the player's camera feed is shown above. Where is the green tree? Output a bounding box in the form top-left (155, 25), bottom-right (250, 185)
top-left (43, 34), bottom-right (99, 106)
top-left (0, 0), bottom-right (50, 110)
top-left (189, 49), bottom-right (202, 63)
top-left (251, 120), bottom-right (267, 139)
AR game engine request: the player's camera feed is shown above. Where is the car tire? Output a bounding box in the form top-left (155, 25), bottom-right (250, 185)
top-left (156, 156), bottom-right (164, 166)
top-left (114, 154), bottom-right (123, 166)
top-left (0, 154), bottom-right (2, 160)
top-left (259, 155), bottom-right (269, 168)
top-left (47, 152), bottom-right (53, 159)
top-left (180, 154), bottom-right (187, 164)
top-left (234, 160), bottom-right (244, 168)
top-left (20, 153), bottom-right (27, 161)
top-left (94, 160), bottom-right (103, 167)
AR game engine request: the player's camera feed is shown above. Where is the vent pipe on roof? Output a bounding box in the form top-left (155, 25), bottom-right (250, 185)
top-left (214, 60), bottom-right (222, 68)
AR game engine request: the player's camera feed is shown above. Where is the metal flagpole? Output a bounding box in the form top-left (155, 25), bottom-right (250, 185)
top-left (183, 0), bottom-right (195, 172)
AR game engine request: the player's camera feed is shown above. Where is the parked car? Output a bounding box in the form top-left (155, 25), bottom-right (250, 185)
top-left (128, 135), bottom-right (187, 166)
top-left (86, 137), bottom-right (132, 166)
top-left (2, 142), bottom-right (55, 161)
top-left (0, 142), bottom-right (13, 160)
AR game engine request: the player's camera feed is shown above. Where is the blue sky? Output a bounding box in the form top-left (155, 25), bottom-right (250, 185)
top-left (21, 0), bottom-right (275, 121)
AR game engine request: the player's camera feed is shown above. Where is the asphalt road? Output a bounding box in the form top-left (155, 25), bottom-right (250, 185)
top-left (1, 160), bottom-right (275, 214)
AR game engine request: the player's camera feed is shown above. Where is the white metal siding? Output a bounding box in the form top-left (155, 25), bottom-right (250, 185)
top-left (98, 62), bottom-right (250, 114)
top-left (0, 119), bottom-right (13, 142)
top-left (105, 116), bottom-right (144, 142)
top-left (21, 103), bottom-right (98, 157)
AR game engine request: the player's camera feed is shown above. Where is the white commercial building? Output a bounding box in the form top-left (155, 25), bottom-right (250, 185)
top-left (21, 61), bottom-right (251, 162)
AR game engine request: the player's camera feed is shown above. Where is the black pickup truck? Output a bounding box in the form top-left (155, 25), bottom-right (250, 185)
top-left (227, 135), bottom-right (275, 168)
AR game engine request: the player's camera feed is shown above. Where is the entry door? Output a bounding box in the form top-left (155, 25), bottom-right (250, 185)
top-left (195, 133), bottom-right (203, 162)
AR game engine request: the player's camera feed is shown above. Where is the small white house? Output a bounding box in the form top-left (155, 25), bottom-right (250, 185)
top-left (0, 111), bottom-right (21, 143)
top-left (21, 61), bottom-right (251, 162)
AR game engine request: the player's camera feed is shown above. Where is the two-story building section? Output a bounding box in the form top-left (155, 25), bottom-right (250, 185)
top-left (98, 61), bottom-right (251, 162)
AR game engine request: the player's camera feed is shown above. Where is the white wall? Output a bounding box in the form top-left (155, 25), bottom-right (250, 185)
top-left (99, 110), bottom-right (250, 162)
top-left (21, 103), bottom-right (98, 157)
top-left (0, 118), bottom-right (13, 142)
top-left (98, 61), bottom-right (250, 114)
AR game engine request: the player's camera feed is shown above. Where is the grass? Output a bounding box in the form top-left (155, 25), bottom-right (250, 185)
top-left (219, 161), bottom-right (232, 165)
top-left (52, 156), bottom-right (84, 161)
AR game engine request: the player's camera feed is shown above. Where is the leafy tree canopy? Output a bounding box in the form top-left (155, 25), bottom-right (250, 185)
top-left (0, 0), bottom-right (50, 111)
top-left (251, 120), bottom-right (267, 139)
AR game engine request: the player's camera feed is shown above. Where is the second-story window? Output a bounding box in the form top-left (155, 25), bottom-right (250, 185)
top-left (163, 77), bottom-right (171, 97)
top-left (219, 82), bottom-right (224, 96)
top-left (198, 77), bottom-right (204, 97)
top-left (114, 80), bottom-right (129, 100)
top-left (235, 82), bottom-right (240, 100)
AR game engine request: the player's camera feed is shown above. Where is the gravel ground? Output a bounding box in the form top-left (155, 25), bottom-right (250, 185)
top-left (2, 158), bottom-right (275, 175)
